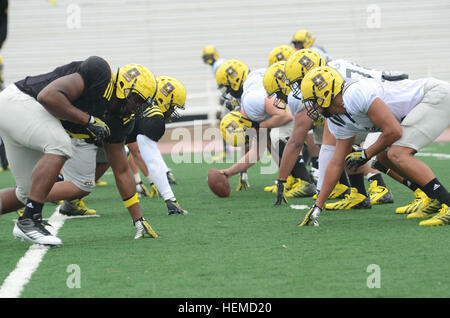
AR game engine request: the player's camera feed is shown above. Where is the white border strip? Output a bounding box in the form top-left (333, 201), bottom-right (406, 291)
top-left (0, 211), bottom-right (67, 298)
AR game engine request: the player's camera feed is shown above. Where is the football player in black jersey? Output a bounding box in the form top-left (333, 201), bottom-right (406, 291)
top-left (59, 75), bottom-right (188, 218)
top-left (0, 58), bottom-right (159, 245)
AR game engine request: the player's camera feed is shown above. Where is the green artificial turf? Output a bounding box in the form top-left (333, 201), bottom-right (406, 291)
top-left (0, 142), bottom-right (449, 298)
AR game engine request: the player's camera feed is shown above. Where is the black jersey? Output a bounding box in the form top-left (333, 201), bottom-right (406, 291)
top-left (125, 105), bottom-right (166, 144)
top-left (15, 56), bottom-right (114, 138)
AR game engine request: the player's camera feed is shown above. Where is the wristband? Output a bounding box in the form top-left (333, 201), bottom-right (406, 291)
top-left (123, 193), bottom-right (140, 208)
top-left (88, 115), bottom-right (95, 125)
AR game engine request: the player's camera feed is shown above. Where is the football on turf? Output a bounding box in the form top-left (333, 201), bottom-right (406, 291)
top-left (207, 168), bottom-right (230, 197)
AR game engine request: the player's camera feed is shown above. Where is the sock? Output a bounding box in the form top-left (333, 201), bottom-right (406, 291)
top-left (339, 170), bottom-right (350, 187)
top-left (348, 173), bottom-right (367, 197)
top-left (291, 157), bottom-right (312, 183)
top-left (368, 173), bottom-right (386, 187)
top-left (20, 199), bottom-right (44, 220)
top-left (421, 178), bottom-right (450, 205)
top-left (310, 157), bottom-right (319, 169)
top-left (402, 179), bottom-right (419, 192)
top-left (134, 173), bottom-right (141, 184)
top-left (372, 160), bottom-right (389, 174)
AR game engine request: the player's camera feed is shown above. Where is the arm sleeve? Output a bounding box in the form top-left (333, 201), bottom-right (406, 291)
top-left (136, 112), bottom-right (166, 142)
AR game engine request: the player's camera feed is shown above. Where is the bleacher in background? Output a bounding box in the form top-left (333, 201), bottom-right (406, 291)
top-left (2, 0), bottom-right (450, 128)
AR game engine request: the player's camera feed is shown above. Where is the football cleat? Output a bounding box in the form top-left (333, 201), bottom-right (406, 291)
top-left (314, 182), bottom-right (349, 200)
top-left (395, 189), bottom-right (431, 214)
top-left (406, 198), bottom-right (442, 219)
top-left (16, 208), bottom-right (25, 218)
top-left (368, 180), bottom-right (394, 205)
top-left (285, 179), bottom-right (317, 198)
top-left (59, 199), bottom-right (96, 216)
top-left (165, 199), bottom-right (188, 216)
top-left (133, 217), bottom-right (159, 239)
top-left (264, 175), bottom-right (296, 193)
top-left (96, 180), bottom-right (108, 187)
top-left (136, 181), bottom-right (151, 197)
top-left (419, 204), bottom-right (450, 226)
top-left (13, 215), bottom-right (62, 246)
top-left (324, 188), bottom-right (372, 210)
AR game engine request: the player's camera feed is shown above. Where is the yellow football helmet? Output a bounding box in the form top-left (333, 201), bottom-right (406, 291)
top-left (219, 111), bottom-right (255, 147)
top-left (291, 29), bottom-right (315, 50)
top-left (202, 45), bottom-right (219, 65)
top-left (263, 61), bottom-right (290, 109)
top-left (215, 59), bottom-right (249, 98)
top-left (285, 49), bottom-right (326, 99)
top-left (301, 66), bottom-right (344, 120)
top-left (154, 76), bottom-right (186, 120)
top-left (115, 64), bottom-right (157, 102)
top-left (268, 45), bottom-right (295, 66)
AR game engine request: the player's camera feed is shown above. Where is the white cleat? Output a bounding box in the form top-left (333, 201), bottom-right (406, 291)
top-left (13, 216), bottom-right (62, 246)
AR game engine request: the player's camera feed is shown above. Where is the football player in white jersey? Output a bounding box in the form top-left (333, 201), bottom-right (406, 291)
top-left (263, 61), bottom-right (318, 198)
top-left (291, 29), bottom-right (333, 62)
top-left (214, 59), bottom-right (302, 192)
top-left (273, 49), bottom-right (395, 209)
top-left (299, 66), bottom-right (450, 227)
top-left (202, 45), bottom-right (234, 162)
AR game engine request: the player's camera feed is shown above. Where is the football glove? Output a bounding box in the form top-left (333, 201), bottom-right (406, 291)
top-left (345, 145), bottom-right (369, 171)
top-left (236, 171), bottom-right (250, 191)
top-left (167, 171), bottom-right (178, 185)
top-left (136, 181), bottom-right (151, 197)
top-left (165, 199), bottom-right (188, 216)
top-left (298, 204), bottom-right (322, 227)
top-left (85, 116), bottom-right (110, 147)
top-left (149, 183), bottom-right (160, 198)
top-left (274, 180), bottom-right (288, 206)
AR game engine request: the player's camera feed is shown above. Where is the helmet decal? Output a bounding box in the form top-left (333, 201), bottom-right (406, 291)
top-left (299, 55), bottom-right (314, 70)
top-left (274, 69), bottom-right (285, 81)
top-left (123, 67), bottom-right (141, 82)
top-left (312, 74), bottom-right (328, 90)
top-left (160, 82), bottom-right (175, 97)
top-left (225, 66), bottom-right (238, 79)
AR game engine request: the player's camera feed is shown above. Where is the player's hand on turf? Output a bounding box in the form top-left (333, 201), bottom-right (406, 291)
top-left (345, 145), bottom-right (369, 171)
top-left (165, 199), bottom-right (188, 216)
top-left (298, 204), bottom-right (322, 227)
top-left (136, 181), bottom-right (151, 197)
top-left (85, 116), bottom-right (110, 147)
top-left (149, 183), bottom-right (160, 198)
top-left (274, 179), bottom-right (288, 206)
top-left (236, 171), bottom-right (250, 191)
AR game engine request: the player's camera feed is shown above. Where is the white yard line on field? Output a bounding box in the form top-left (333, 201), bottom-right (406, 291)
top-left (0, 210), bottom-right (67, 298)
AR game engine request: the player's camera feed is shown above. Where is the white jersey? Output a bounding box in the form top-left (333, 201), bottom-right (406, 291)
top-left (328, 59), bottom-right (383, 81)
top-left (311, 45), bottom-right (333, 62)
top-left (287, 92), bottom-right (303, 116)
top-left (240, 68), bottom-right (270, 122)
top-left (212, 58), bottom-right (226, 76)
top-left (287, 59), bottom-right (384, 116)
top-left (327, 78), bottom-right (427, 139)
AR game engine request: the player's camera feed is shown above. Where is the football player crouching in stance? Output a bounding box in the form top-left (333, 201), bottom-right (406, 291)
top-left (298, 66), bottom-right (450, 227)
top-left (213, 59), bottom-right (294, 188)
top-left (0, 57), bottom-right (159, 245)
top-left (59, 75), bottom-right (188, 218)
top-left (273, 49), bottom-right (397, 210)
top-left (15, 63), bottom-right (159, 242)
